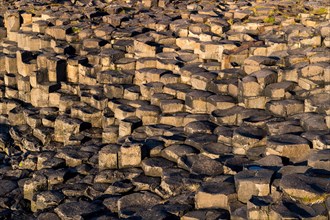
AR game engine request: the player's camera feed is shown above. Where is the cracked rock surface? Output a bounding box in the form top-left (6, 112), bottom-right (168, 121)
top-left (0, 0), bottom-right (329, 219)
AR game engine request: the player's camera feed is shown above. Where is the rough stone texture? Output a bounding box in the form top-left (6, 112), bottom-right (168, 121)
top-left (234, 169), bottom-right (274, 203)
top-left (0, 0), bottom-right (329, 219)
top-left (280, 173), bottom-right (330, 204)
top-left (308, 149), bottom-right (330, 171)
top-left (195, 181), bottom-right (236, 210)
top-left (266, 134), bottom-right (312, 163)
top-left (54, 201), bottom-right (103, 219)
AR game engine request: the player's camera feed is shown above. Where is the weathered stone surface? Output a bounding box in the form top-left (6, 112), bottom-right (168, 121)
top-left (104, 179), bottom-right (134, 194)
top-left (266, 119), bottom-right (303, 135)
top-left (211, 106), bottom-right (244, 126)
top-left (182, 209), bottom-right (230, 220)
top-left (280, 173), bottom-right (330, 204)
top-left (185, 133), bottom-right (218, 150)
top-left (232, 125), bottom-right (267, 155)
top-left (54, 115), bottom-right (90, 143)
top-left (265, 81), bottom-right (296, 99)
top-left (35, 190), bottom-right (65, 211)
top-left (24, 175), bottom-right (47, 201)
top-left (178, 154), bottom-right (224, 176)
top-left (0, 0), bottom-right (329, 218)
top-left (54, 201), bottom-right (103, 219)
top-left (56, 146), bottom-right (92, 167)
top-left (308, 149), bottom-right (330, 171)
top-left (71, 103), bottom-right (102, 127)
top-left (117, 192), bottom-right (162, 218)
top-left (161, 144), bottom-right (198, 163)
top-left (119, 116), bottom-right (142, 137)
top-left (37, 212), bottom-right (61, 220)
top-left (184, 120), bottom-right (217, 135)
top-left (102, 125), bottom-right (119, 144)
top-left (141, 157), bottom-right (175, 177)
top-left (185, 90), bottom-right (212, 113)
top-left (305, 93), bottom-right (330, 114)
top-left (266, 134), bottom-right (311, 162)
top-left (0, 180), bottom-right (17, 197)
top-left (159, 168), bottom-right (197, 197)
top-left (243, 56), bottom-right (279, 74)
top-left (266, 99), bottom-right (304, 117)
top-left (195, 181), bottom-right (236, 210)
top-left (200, 142), bottom-right (233, 159)
top-left (269, 199), bottom-right (329, 219)
top-left (234, 169), bottom-right (274, 203)
top-left (118, 142), bottom-right (142, 168)
top-left (98, 144), bottom-right (119, 170)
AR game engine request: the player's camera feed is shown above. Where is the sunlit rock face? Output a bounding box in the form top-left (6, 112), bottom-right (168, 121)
top-left (0, 0), bottom-right (329, 219)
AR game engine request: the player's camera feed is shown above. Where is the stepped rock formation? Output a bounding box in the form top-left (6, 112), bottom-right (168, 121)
top-left (0, 0), bottom-right (329, 219)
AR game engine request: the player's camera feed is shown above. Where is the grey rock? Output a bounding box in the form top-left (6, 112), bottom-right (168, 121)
top-left (280, 173), bottom-right (330, 204)
top-left (185, 133), bottom-right (218, 151)
top-left (234, 169), bottom-right (274, 203)
top-left (117, 192), bottom-right (162, 218)
top-left (184, 120), bottom-right (217, 135)
top-left (308, 149), bottom-right (330, 171)
top-left (37, 212), bottom-right (61, 220)
top-left (132, 173), bottom-right (160, 191)
top-left (178, 154), bottom-right (224, 176)
top-left (161, 144), bottom-right (198, 163)
top-left (270, 200), bottom-right (328, 219)
top-left (0, 180), bottom-right (17, 197)
top-left (104, 179), bottom-right (134, 194)
top-left (35, 190), bottom-right (65, 211)
top-left (266, 134), bottom-right (311, 163)
top-left (160, 168), bottom-right (200, 197)
top-left (141, 157), bottom-right (175, 177)
top-left (182, 209), bottom-right (230, 220)
top-left (200, 142), bottom-right (233, 159)
top-left (54, 201), bottom-right (103, 219)
top-left (195, 181), bottom-right (236, 210)
top-left (247, 196), bottom-right (274, 220)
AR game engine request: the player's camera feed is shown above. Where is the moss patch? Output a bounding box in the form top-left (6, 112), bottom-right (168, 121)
top-left (312, 8), bottom-right (328, 15)
top-left (263, 16), bottom-right (275, 24)
top-left (71, 27), bottom-right (82, 33)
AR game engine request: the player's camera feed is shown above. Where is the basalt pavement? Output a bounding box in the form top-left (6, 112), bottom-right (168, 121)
top-left (0, 0), bottom-right (329, 219)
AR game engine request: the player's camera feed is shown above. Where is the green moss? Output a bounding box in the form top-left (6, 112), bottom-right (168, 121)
top-left (263, 16), bottom-right (275, 24)
top-left (273, 9), bottom-right (283, 16)
top-left (71, 20), bottom-right (79, 25)
top-left (312, 8), bottom-right (328, 15)
top-left (49, 3), bottom-right (62, 7)
top-left (71, 27), bottom-right (82, 33)
top-left (243, 19), bottom-right (251, 24)
top-left (26, 9), bottom-right (35, 14)
top-left (268, 9), bottom-right (275, 16)
top-left (299, 194), bottom-right (329, 204)
top-left (251, 7), bottom-right (258, 16)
